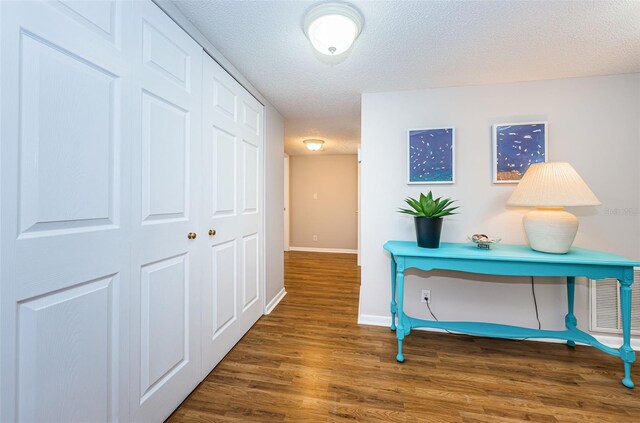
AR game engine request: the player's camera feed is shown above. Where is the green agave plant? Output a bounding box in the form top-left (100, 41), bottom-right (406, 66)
top-left (398, 191), bottom-right (458, 218)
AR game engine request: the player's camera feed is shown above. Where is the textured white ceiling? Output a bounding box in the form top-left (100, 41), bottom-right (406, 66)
top-left (173, 0), bottom-right (640, 155)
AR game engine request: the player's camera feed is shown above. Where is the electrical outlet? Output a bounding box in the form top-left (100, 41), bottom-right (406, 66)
top-left (312, 235), bottom-right (318, 242)
top-left (421, 289), bottom-right (431, 304)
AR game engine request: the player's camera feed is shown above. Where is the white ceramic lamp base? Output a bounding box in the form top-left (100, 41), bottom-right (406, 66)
top-left (523, 207), bottom-right (578, 254)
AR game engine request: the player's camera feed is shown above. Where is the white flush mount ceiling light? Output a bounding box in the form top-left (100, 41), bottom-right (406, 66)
top-left (303, 3), bottom-right (363, 56)
top-left (303, 139), bottom-right (325, 151)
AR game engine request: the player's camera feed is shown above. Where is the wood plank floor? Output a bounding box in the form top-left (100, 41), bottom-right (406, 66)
top-left (168, 251), bottom-right (639, 422)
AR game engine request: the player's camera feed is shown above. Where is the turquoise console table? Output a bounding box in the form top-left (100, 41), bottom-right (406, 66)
top-left (384, 241), bottom-right (639, 388)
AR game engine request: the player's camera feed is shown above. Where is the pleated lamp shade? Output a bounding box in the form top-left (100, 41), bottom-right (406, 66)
top-left (507, 162), bottom-right (601, 207)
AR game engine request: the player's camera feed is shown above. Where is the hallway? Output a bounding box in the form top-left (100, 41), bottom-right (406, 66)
top-left (168, 252), bottom-right (639, 422)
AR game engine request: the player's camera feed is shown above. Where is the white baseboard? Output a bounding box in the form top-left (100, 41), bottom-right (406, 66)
top-left (358, 314), bottom-right (392, 327)
top-left (592, 333), bottom-right (640, 351)
top-left (289, 246), bottom-right (357, 254)
top-left (357, 313), bottom-right (640, 350)
top-left (265, 288), bottom-right (287, 315)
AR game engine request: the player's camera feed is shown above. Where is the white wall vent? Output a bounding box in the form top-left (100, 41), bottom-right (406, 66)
top-left (590, 268), bottom-right (640, 335)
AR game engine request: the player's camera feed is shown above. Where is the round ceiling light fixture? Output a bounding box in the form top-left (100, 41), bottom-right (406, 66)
top-left (303, 139), bottom-right (325, 151)
top-left (303, 2), bottom-right (363, 56)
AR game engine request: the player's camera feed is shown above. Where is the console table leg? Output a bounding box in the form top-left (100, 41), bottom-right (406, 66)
top-left (395, 269), bottom-right (406, 363)
top-left (565, 276), bottom-right (577, 347)
top-left (390, 256), bottom-right (397, 331)
top-left (619, 274), bottom-right (635, 388)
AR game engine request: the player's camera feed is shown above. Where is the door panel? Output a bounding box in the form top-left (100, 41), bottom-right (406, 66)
top-left (126, 1), bottom-right (203, 421)
top-left (57, 1), bottom-right (114, 33)
top-left (1, 1), bottom-right (130, 421)
top-left (142, 20), bottom-right (192, 91)
top-left (19, 31), bottom-right (117, 235)
top-left (242, 141), bottom-right (259, 213)
top-left (243, 233), bottom-right (259, 310)
top-left (141, 91), bottom-right (189, 223)
top-left (201, 54), bottom-right (264, 376)
top-left (242, 102), bottom-right (260, 136)
top-left (213, 77), bottom-right (237, 120)
top-left (18, 276), bottom-right (116, 422)
top-left (212, 127), bottom-right (237, 216)
top-left (52, 0), bottom-right (120, 46)
top-left (140, 254), bottom-right (189, 400)
top-left (211, 241), bottom-right (237, 336)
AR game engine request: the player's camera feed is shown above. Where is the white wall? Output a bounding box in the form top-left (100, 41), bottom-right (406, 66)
top-left (359, 74), bottom-right (640, 345)
top-left (265, 104), bottom-right (286, 309)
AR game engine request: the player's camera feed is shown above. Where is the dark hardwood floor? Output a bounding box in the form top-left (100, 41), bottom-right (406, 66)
top-left (168, 251), bottom-right (639, 422)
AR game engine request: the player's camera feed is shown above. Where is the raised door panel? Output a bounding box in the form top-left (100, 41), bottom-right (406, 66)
top-left (242, 101), bottom-right (260, 138)
top-left (17, 275), bottom-right (117, 422)
top-left (54, 0), bottom-right (120, 45)
top-left (211, 241), bottom-right (237, 337)
top-left (211, 127), bottom-right (237, 217)
top-left (19, 31), bottom-right (118, 236)
top-left (142, 21), bottom-right (191, 91)
top-left (213, 77), bottom-right (237, 124)
top-left (140, 255), bottom-right (189, 402)
top-left (141, 92), bottom-right (189, 224)
top-left (242, 140), bottom-right (259, 215)
top-left (242, 234), bottom-right (259, 311)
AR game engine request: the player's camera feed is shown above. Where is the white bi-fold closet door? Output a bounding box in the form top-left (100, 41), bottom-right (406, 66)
top-left (0, 1), bottom-right (132, 421)
top-left (200, 55), bottom-right (265, 375)
top-left (127, 2), bottom-right (204, 422)
top-left (0, 1), bottom-right (265, 422)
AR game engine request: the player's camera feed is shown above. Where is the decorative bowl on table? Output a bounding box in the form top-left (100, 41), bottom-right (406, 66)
top-left (467, 234), bottom-right (501, 250)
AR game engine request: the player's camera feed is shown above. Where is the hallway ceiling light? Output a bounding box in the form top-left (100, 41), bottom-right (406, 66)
top-left (303, 3), bottom-right (363, 56)
top-left (303, 139), bottom-right (325, 151)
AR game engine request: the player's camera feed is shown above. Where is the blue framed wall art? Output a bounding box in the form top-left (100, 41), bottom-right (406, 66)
top-left (407, 127), bottom-right (455, 184)
top-left (493, 121), bottom-right (547, 183)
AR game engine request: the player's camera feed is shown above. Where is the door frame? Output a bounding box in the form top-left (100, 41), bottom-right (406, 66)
top-left (260, 109), bottom-right (268, 313)
top-left (357, 148), bottom-right (361, 266)
top-left (284, 155), bottom-right (290, 252)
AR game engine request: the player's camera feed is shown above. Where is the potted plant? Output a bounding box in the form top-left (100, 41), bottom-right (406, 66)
top-left (398, 191), bottom-right (458, 248)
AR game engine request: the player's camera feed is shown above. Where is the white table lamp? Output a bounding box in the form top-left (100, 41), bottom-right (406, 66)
top-left (507, 162), bottom-right (600, 254)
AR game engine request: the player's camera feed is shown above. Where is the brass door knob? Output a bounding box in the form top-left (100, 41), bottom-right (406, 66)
top-left (208, 229), bottom-right (216, 236)
top-left (187, 232), bottom-right (197, 240)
